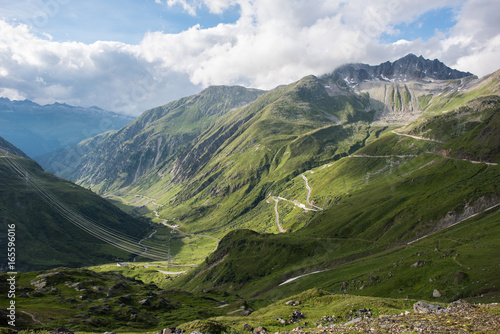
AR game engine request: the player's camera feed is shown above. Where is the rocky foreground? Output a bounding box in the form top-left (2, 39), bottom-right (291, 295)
top-left (277, 300), bottom-right (500, 334)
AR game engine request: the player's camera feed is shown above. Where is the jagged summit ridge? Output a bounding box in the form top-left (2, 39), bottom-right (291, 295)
top-left (328, 54), bottom-right (474, 86)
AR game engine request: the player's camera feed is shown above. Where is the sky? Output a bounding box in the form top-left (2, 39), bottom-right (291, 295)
top-left (0, 0), bottom-right (499, 116)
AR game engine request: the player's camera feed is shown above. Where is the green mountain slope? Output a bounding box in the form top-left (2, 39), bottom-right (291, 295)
top-left (171, 94), bottom-right (500, 302)
top-left (43, 75), bottom-right (388, 242)
top-left (39, 62), bottom-right (500, 280)
top-left (0, 137), bottom-right (157, 271)
top-left (41, 86), bottom-right (265, 193)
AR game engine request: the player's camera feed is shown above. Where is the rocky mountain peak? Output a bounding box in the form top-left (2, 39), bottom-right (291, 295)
top-left (328, 54), bottom-right (474, 87)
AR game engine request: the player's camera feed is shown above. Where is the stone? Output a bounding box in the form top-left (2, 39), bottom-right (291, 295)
top-left (290, 310), bottom-right (305, 322)
top-left (411, 260), bottom-right (425, 268)
top-left (31, 272), bottom-right (64, 289)
top-left (286, 300), bottom-right (295, 305)
top-left (344, 317), bottom-right (362, 326)
top-left (433, 289), bottom-right (442, 298)
top-left (69, 282), bottom-right (85, 291)
top-left (119, 294), bottom-right (132, 303)
top-left (253, 326), bottom-right (267, 334)
top-left (242, 324), bottom-right (253, 332)
top-left (139, 298), bottom-right (151, 306)
top-left (50, 328), bottom-right (74, 334)
top-left (413, 301), bottom-right (443, 313)
top-left (162, 326), bottom-right (177, 334)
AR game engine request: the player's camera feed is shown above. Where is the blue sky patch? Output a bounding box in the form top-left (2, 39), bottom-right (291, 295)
top-left (9, 0), bottom-right (241, 44)
top-left (381, 7), bottom-right (457, 43)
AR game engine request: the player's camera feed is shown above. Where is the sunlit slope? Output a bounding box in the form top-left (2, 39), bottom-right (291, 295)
top-left (173, 96), bottom-right (500, 301)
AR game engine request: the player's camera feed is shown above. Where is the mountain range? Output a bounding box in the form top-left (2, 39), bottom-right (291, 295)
top-left (0, 98), bottom-right (134, 158)
top-left (1, 54), bottom-right (499, 331)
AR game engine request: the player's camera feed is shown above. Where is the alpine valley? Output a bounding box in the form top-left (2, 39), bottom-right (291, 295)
top-left (1, 54), bottom-right (499, 332)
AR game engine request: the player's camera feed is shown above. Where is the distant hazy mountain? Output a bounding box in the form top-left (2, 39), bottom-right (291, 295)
top-left (0, 98), bottom-right (134, 158)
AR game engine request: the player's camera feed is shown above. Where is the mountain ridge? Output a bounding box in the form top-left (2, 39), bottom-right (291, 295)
top-left (327, 53), bottom-right (474, 87)
top-left (0, 97), bottom-right (134, 158)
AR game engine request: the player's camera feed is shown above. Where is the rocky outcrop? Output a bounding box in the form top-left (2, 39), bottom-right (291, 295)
top-left (329, 54), bottom-right (473, 86)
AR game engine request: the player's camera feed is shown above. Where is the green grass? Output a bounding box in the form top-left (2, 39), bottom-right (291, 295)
top-left (185, 288), bottom-right (440, 333)
top-left (168, 97), bottom-right (500, 302)
top-left (0, 267), bottom-right (245, 331)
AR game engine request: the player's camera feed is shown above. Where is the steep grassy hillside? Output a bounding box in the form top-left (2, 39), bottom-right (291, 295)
top-left (171, 96), bottom-right (500, 302)
top-left (41, 86), bottom-right (265, 194)
top-left (0, 138), bottom-right (155, 271)
top-left (42, 76), bottom-right (387, 242)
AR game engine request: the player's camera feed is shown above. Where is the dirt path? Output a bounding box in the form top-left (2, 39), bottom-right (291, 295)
top-left (350, 154), bottom-right (418, 158)
top-left (301, 173), bottom-right (323, 211)
top-left (158, 270), bottom-right (187, 275)
top-left (153, 211), bottom-right (220, 243)
top-left (133, 229), bottom-right (158, 261)
top-left (273, 198), bottom-right (286, 233)
top-left (133, 194), bottom-right (164, 207)
top-left (391, 130), bottom-right (445, 143)
top-left (21, 310), bottom-right (46, 326)
top-left (279, 269), bottom-right (329, 286)
top-left (428, 152), bottom-right (498, 166)
top-left (407, 202), bottom-right (500, 245)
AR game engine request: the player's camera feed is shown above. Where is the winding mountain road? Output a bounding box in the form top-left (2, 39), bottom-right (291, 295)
top-left (153, 211), bottom-right (220, 243)
top-left (301, 173), bottom-right (323, 211)
top-left (391, 130), bottom-right (445, 143)
top-left (273, 198), bottom-right (286, 233)
top-left (407, 202), bottom-right (500, 245)
top-left (133, 229), bottom-right (158, 261)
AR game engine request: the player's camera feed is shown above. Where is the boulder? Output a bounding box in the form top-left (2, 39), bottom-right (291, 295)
top-left (344, 317), bottom-right (362, 326)
top-left (290, 310), bottom-right (305, 322)
top-left (410, 261), bottom-right (425, 268)
top-left (433, 289), bottom-right (442, 298)
top-left (139, 298), bottom-right (151, 306)
top-left (242, 324), bottom-right (253, 332)
top-left (413, 301), bottom-right (443, 313)
top-left (162, 327), bottom-right (177, 334)
top-left (118, 294), bottom-right (132, 303)
top-left (253, 326), bottom-right (267, 334)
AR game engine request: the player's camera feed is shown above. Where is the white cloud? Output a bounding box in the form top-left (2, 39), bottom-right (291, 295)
top-left (0, 0), bottom-right (498, 116)
top-left (166, 0), bottom-right (200, 16)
